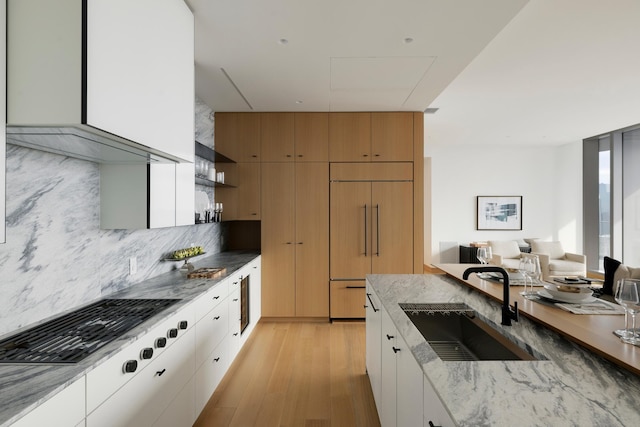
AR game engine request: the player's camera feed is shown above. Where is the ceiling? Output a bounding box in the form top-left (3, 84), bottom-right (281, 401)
top-left (186, 0), bottom-right (528, 112)
top-left (186, 0), bottom-right (640, 147)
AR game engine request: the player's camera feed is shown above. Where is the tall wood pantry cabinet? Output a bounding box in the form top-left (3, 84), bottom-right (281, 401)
top-left (213, 111), bottom-right (423, 320)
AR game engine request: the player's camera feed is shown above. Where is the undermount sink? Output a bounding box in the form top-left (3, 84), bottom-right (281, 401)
top-left (400, 303), bottom-right (537, 362)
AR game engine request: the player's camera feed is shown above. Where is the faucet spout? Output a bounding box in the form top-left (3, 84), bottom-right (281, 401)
top-left (462, 266), bottom-right (519, 326)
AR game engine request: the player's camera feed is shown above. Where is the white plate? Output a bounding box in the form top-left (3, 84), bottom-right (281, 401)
top-left (537, 289), bottom-right (596, 304)
top-left (544, 283), bottom-right (593, 295)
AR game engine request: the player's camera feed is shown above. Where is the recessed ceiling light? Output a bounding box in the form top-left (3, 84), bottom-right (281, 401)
top-left (278, 38), bottom-right (289, 45)
top-left (295, 100), bottom-right (303, 104)
top-left (403, 37), bottom-right (414, 44)
top-left (424, 107), bottom-right (439, 114)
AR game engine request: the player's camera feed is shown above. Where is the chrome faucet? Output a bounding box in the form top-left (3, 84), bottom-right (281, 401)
top-left (463, 266), bottom-right (519, 326)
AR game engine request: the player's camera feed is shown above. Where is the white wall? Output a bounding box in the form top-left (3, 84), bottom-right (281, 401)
top-left (425, 141), bottom-right (583, 263)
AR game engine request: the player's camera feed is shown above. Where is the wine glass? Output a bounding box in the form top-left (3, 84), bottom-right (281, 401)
top-left (615, 279), bottom-right (640, 344)
top-left (519, 257), bottom-right (532, 297)
top-left (476, 247), bottom-right (488, 264)
top-left (485, 246), bottom-right (493, 265)
top-left (524, 256), bottom-right (541, 299)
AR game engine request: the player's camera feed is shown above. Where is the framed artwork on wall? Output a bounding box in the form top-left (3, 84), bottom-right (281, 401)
top-left (477, 196), bottom-right (522, 230)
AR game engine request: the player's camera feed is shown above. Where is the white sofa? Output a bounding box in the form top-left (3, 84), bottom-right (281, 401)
top-left (488, 240), bottom-right (523, 270)
top-left (530, 241), bottom-right (586, 281)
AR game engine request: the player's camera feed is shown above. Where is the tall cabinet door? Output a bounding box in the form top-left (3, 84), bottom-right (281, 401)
top-left (295, 163), bottom-right (329, 316)
top-left (261, 163), bottom-right (295, 316)
top-left (330, 181), bottom-right (372, 279)
top-left (371, 181), bottom-right (414, 274)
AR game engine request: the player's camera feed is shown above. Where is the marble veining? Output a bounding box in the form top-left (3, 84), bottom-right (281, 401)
top-left (367, 274), bottom-right (640, 426)
top-left (195, 97), bottom-right (214, 149)
top-left (0, 250), bottom-right (259, 427)
top-left (0, 99), bottom-right (222, 336)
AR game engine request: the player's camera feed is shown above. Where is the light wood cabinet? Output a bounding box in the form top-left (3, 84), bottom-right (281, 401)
top-left (261, 162), bottom-right (329, 317)
top-left (215, 162), bottom-right (260, 221)
top-left (329, 163), bottom-right (413, 318)
top-left (214, 112), bottom-right (261, 162)
top-left (371, 112), bottom-right (414, 161)
top-left (329, 112), bottom-right (371, 162)
top-left (261, 163), bottom-right (296, 317)
top-left (294, 112), bottom-right (328, 161)
top-left (329, 112), bottom-right (414, 162)
top-left (295, 163), bottom-right (329, 316)
top-left (329, 164), bottom-right (414, 278)
top-left (236, 163), bottom-right (261, 220)
top-left (330, 280), bottom-right (366, 318)
top-left (261, 112), bottom-right (295, 162)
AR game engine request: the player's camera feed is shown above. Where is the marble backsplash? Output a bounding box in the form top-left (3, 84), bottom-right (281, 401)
top-left (0, 99), bottom-right (222, 337)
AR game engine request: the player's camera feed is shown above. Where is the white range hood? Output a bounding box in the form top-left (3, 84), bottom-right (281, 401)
top-left (6, 0), bottom-right (194, 165)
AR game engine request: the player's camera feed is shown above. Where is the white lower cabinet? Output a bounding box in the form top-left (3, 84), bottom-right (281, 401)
top-left (396, 335), bottom-right (423, 427)
top-left (380, 308), bottom-right (398, 427)
top-left (11, 376), bottom-right (85, 427)
top-left (154, 376), bottom-right (196, 427)
top-left (195, 337), bottom-right (230, 413)
top-left (367, 284), bottom-right (447, 427)
top-left (86, 326), bottom-right (196, 427)
top-left (13, 256), bottom-right (262, 427)
top-left (228, 282), bottom-right (242, 360)
top-left (423, 378), bottom-right (455, 427)
top-left (365, 284), bottom-right (382, 410)
top-left (195, 301), bottom-right (229, 368)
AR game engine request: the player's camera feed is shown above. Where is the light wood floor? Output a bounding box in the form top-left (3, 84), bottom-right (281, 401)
top-left (194, 321), bottom-right (381, 427)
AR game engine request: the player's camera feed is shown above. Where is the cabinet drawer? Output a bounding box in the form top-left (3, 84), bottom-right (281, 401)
top-left (87, 327), bottom-right (196, 427)
top-left (330, 281), bottom-right (366, 318)
top-left (194, 279), bottom-right (229, 321)
top-left (86, 307), bottom-right (194, 413)
top-left (195, 301), bottom-right (229, 368)
top-left (195, 338), bottom-right (231, 414)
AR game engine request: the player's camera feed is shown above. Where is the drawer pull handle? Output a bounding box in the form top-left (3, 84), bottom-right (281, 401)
top-left (214, 316), bottom-right (220, 320)
top-left (386, 334), bottom-right (394, 340)
top-left (233, 333), bottom-right (239, 336)
top-left (233, 298), bottom-right (239, 302)
top-left (155, 369), bottom-right (166, 377)
top-left (346, 285), bottom-right (366, 289)
top-left (213, 296), bottom-right (220, 300)
top-left (214, 357), bottom-right (220, 362)
top-left (366, 294), bottom-right (380, 312)
top-left (392, 347), bottom-right (401, 353)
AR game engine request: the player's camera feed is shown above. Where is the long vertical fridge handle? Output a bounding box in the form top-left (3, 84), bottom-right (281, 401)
top-left (363, 205), bottom-right (368, 256)
top-left (376, 204), bottom-right (380, 256)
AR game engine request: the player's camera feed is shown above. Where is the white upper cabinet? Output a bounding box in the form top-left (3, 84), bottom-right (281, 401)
top-left (7, 0), bottom-right (194, 164)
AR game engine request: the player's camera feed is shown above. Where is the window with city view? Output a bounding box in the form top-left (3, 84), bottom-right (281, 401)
top-left (585, 125), bottom-right (640, 272)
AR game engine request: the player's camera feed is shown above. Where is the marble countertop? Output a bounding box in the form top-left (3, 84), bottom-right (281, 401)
top-left (0, 250), bottom-right (260, 427)
top-left (367, 273), bottom-right (640, 426)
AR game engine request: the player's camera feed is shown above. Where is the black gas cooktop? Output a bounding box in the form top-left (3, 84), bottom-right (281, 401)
top-left (0, 298), bottom-right (180, 364)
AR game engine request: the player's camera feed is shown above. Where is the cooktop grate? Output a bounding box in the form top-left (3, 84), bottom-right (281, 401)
top-left (0, 298), bottom-right (180, 364)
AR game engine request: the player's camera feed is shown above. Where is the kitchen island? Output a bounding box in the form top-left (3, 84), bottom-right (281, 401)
top-left (367, 266), bottom-right (640, 426)
top-left (0, 250), bottom-right (260, 427)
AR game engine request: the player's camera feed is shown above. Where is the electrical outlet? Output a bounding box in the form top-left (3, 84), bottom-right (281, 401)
top-left (129, 257), bottom-right (137, 275)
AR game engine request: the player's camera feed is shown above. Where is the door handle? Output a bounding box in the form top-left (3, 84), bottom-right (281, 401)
top-left (375, 204), bottom-right (380, 256)
top-left (363, 205), bottom-right (368, 256)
